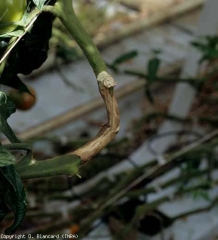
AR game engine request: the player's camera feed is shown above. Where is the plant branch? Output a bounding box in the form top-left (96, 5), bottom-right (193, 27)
top-left (16, 154), bottom-right (81, 179)
top-left (0, 0), bottom-right (120, 179)
top-left (43, 0), bottom-right (120, 162)
top-left (3, 143), bottom-right (81, 179)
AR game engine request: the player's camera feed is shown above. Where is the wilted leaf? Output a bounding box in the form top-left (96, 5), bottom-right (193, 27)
top-left (0, 12), bottom-right (54, 91)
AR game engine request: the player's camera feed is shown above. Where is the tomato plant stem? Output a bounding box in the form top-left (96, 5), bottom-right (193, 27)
top-left (12, 0), bottom-right (119, 179)
top-left (43, 0), bottom-right (106, 76)
top-left (16, 154), bottom-right (81, 179)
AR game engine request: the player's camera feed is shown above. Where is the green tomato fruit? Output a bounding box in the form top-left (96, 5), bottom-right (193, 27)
top-left (0, 0), bottom-right (26, 34)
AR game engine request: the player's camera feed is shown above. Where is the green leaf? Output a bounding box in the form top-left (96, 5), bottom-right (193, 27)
top-left (106, 63), bottom-right (118, 72)
top-left (0, 166), bottom-right (27, 232)
top-left (199, 50), bottom-right (218, 63)
top-left (0, 199), bottom-right (9, 222)
top-left (191, 36), bottom-right (218, 63)
top-left (152, 49), bottom-right (162, 55)
top-left (192, 189), bottom-right (210, 201)
top-left (145, 87), bottom-right (154, 104)
top-left (112, 50), bottom-right (138, 65)
top-left (205, 36), bottom-right (218, 48)
top-left (0, 29), bottom-right (25, 38)
top-left (0, 166), bottom-right (27, 234)
top-left (0, 92), bottom-right (20, 143)
top-left (191, 41), bottom-right (208, 51)
top-left (33, 0), bottom-right (47, 9)
top-left (0, 92), bottom-right (16, 118)
top-left (147, 57), bottom-right (160, 83)
top-left (0, 146), bottom-right (16, 167)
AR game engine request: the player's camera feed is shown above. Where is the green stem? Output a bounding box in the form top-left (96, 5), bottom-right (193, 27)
top-left (15, 154), bottom-right (81, 179)
top-left (4, 143), bottom-right (32, 151)
top-left (7, 0), bottom-right (119, 179)
top-left (44, 0), bottom-right (107, 76)
top-left (5, 143), bottom-right (81, 179)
